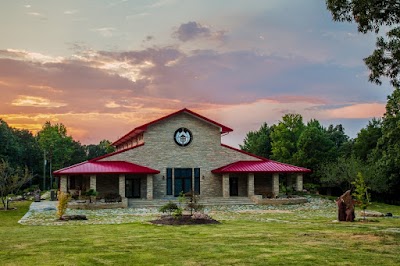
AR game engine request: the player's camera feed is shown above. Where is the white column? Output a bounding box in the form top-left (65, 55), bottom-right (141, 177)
top-left (247, 173), bottom-right (254, 197)
top-left (222, 173), bottom-right (229, 198)
top-left (90, 175), bottom-right (96, 191)
top-left (146, 174), bottom-right (153, 200)
top-left (296, 174), bottom-right (303, 192)
top-left (60, 175), bottom-right (67, 192)
top-left (119, 174), bottom-right (125, 198)
top-left (272, 173), bottom-right (279, 197)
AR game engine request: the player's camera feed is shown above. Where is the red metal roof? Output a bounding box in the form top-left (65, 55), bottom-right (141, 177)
top-left (113, 108), bottom-right (233, 146)
top-left (53, 161), bottom-right (160, 175)
top-left (212, 160), bottom-right (311, 174)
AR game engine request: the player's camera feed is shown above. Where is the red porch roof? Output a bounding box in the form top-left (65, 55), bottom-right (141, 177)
top-left (113, 108), bottom-right (233, 146)
top-left (53, 161), bottom-right (160, 175)
top-left (212, 160), bottom-right (311, 174)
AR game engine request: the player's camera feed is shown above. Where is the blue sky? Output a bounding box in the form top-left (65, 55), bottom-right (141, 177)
top-left (0, 0), bottom-right (393, 146)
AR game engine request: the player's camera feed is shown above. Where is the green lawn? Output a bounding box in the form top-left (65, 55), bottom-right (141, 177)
top-left (1, 200), bottom-right (399, 266)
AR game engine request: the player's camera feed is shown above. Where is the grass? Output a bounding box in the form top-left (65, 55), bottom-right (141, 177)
top-left (0, 200), bottom-right (399, 266)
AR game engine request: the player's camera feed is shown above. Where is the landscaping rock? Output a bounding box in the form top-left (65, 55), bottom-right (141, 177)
top-left (361, 211), bottom-right (385, 217)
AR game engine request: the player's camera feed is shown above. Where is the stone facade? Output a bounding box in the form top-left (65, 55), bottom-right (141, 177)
top-left (100, 112), bottom-right (265, 198)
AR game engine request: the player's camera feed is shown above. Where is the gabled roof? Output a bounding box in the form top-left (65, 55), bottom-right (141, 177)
top-left (212, 160), bottom-right (311, 174)
top-left (53, 161), bottom-right (160, 176)
top-left (113, 108), bottom-right (233, 146)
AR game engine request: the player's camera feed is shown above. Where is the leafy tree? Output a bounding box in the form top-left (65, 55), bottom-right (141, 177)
top-left (270, 114), bottom-right (305, 164)
top-left (353, 118), bottom-right (382, 161)
top-left (319, 155), bottom-right (363, 192)
top-left (240, 123), bottom-right (273, 158)
top-left (86, 140), bottom-right (116, 160)
top-left (0, 119), bottom-right (20, 167)
top-left (352, 172), bottom-right (371, 220)
top-left (295, 121), bottom-right (335, 179)
top-left (68, 140), bottom-right (87, 165)
top-left (371, 88), bottom-right (400, 194)
top-left (12, 128), bottom-right (42, 174)
top-left (326, 124), bottom-right (349, 156)
top-left (36, 122), bottom-right (75, 170)
top-left (0, 160), bottom-right (32, 210)
top-left (326, 0), bottom-right (400, 86)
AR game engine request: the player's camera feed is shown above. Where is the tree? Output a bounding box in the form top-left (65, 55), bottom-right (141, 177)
top-left (86, 140), bottom-right (116, 160)
top-left (295, 120), bottom-right (336, 179)
top-left (0, 119), bottom-right (20, 167)
top-left (352, 172), bottom-right (371, 220)
top-left (36, 122), bottom-right (75, 189)
top-left (270, 114), bottom-right (305, 164)
top-left (353, 118), bottom-right (382, 161)
top-left (240, 123), bottom-right (273, 158)
top-left (319, 155), bottom-right (363, 192)
top-left (0, 160), bottom-right (32, 210)
top-left (326, 0), bottom-right (400, 86)
top-left (371, 87), bottom-right (400, 194)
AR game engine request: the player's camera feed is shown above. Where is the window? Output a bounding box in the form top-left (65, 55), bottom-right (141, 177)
top-left (166, 168), bottom-right (172, 195)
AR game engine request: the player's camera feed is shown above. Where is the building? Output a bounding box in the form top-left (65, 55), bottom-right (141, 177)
top-left (54, 108), bottom-right (310, 206)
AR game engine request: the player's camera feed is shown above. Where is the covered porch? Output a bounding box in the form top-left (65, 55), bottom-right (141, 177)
top-left (212, 160), bottom-right (311, 199)
top-left (53, 161), bottom-right (160, 207)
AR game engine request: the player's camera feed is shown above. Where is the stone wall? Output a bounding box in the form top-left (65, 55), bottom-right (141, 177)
top-left (96, 174), bottom-right (119, 197)
top-left (254, 174), bottom-right (273, 196)
top-left (101, 112), bottom-right (262, 198)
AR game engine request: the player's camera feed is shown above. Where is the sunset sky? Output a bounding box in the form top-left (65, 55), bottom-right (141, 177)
top-left (0, 0), bottom-right (393, 147)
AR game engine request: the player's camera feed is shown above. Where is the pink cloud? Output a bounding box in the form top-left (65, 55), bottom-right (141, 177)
top-left (326, 103), bottom-right (385, 119)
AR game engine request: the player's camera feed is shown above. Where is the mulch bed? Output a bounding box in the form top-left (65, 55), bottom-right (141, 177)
top-left (150, 215), bottom-right (220, 225)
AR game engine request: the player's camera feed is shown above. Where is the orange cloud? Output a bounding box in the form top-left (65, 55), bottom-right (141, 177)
top-left (11, 96), bottom-right (67, 108)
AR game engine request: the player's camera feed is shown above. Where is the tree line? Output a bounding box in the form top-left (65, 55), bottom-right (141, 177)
top-left (0, 120), bottom-right (115, 191)
top-left (240, 88), bottom-right (400, 203)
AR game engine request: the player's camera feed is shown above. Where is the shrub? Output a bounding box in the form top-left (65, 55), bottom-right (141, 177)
top-left (159, 201), bottom-right (179, 215)
top-left (57, 191), bottom-right (71, 219)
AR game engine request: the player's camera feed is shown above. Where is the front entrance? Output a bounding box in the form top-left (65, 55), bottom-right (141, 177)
top-left (229, 177), bottom-right (239, 196)
top-left (126, 178), bottom-right (141, 198)
top-left (174, 168), bottom-right (192, 196)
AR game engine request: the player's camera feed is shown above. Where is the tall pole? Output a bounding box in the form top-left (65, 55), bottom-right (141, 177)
top-left (49, 158), bottom-right (52, 190)
top-left (43, 150), bottom-right (46, 190)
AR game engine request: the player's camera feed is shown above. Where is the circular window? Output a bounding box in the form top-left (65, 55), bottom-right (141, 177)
top-left (174, 128), bottom-right (193, 146)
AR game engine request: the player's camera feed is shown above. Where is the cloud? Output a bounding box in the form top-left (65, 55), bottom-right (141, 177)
top-left (325, 103), bottom-right (386, 119)
top-left (91, 27), bottom-right (116, 37)
top-left (64, 10), bottom-right (78, 15)
top-left (173, 21), bottom-right (227, 43)
top-left (11, 96), bottom-right (67, 108)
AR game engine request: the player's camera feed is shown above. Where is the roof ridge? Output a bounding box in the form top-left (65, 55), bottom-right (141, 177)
top-left (113, 108), bottom-right (233, 146)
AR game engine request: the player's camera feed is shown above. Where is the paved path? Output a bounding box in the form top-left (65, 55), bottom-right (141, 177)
top-left (18, 200), bottom-right (58, 224)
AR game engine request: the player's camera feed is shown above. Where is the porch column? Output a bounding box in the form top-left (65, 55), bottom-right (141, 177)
top-left (247, 173), bottom-right (254, 197)
top-left (90, 175), bottom-right (96, 190)
top-left (119, 174), bottom-right (125, 198)
top-left (146, 174), bottom-right (153, 200)
top-left (60, 175), bottom-right (67, 193)
top-left (222, 173), bottom-right (229, 198)
top-left (296, 174), bottom-right (303, 192)
top-left (272, 173), bottom-right (279, 197)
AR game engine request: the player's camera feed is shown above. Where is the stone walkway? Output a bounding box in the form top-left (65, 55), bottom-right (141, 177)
top-left (18, 200), bottom-right (57, 224)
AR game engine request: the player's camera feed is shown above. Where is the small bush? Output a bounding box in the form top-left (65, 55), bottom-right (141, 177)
top-left (173, 207), bottom-right (183, 218)
top-left (159, 201), bottom-right (179, 215)
top-left (57, 192), bottom-right (71, 219)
